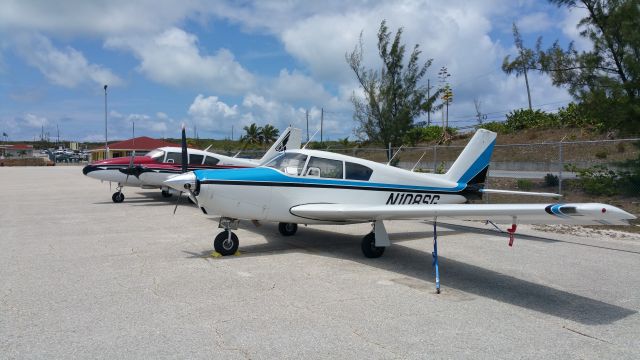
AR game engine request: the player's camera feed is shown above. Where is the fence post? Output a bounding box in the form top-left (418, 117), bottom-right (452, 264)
top-left (433, 145), bottom-right (438, 173)
top-left (558, 140), bottom-right (563, 194)
top-left (388, 142), bottom-right (392, 161)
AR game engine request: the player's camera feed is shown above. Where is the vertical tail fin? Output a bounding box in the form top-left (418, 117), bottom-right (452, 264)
top-left (444, 129), bottom-right (496, 185)
top-left (259, 127), bottom-right (302, 163)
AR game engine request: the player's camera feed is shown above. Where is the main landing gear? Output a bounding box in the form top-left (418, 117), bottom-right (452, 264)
top-left (360, 220), bottom-right (442, 294)
top-left (112, 184), bottom-right (125, 203)
top-left (161, 190), bottom-right (172, 198)
top-left (361, 232), bottom-right (385, 258)
top-left (278, 222), bottom-right (298, 236)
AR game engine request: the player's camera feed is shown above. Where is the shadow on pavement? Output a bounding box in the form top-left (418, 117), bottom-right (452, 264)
top-left (184, 222), bottom-right (636, 325)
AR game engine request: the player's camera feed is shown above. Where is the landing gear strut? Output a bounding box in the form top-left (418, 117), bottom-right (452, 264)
top-left (161, 190), bottom-right (172, 198)
top-left (112, 184), bottom-right (124, 203)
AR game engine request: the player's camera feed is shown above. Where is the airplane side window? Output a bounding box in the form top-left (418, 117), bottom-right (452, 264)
top-left (189, 154), bottom-right (204, 165)
top-left (204, 156), bottom-right (220, 165)
top-left (265, 153), bottom-right (307, 176)
top-left (345, 162), bottom-right (373, 181)
top-left (306, 157), bottom-right (343, 179)
top-left (165, 152), bottom-right (182, 164)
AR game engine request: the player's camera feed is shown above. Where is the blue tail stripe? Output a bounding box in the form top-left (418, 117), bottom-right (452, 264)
top-left (457, 140), bottom-right (496, 183)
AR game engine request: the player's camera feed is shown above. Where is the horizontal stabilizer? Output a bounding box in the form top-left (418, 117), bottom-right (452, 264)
top-left (480, 189), bottom-right (561, 198)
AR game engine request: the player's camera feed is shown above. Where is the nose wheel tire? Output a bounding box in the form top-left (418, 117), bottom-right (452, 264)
top-left (278, 223), bottom-right (298, 236)
top-left (214, 230), bottom-right (239, 256)
top-left (112, 192), bottom-right (125, 203)
top-left (361, 232), bottom-right (385, 258)
top-left (161, 190), bottom-right (172, 198)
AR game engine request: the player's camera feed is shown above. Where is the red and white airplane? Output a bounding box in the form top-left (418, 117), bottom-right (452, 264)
top-left (83, 126), bottom-right (301, 203)
top-left (164, 128), bottom-right (636, 293)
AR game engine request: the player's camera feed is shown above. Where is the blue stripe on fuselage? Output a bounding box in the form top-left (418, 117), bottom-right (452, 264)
top-left (194, 167), bottom-right (466, 192)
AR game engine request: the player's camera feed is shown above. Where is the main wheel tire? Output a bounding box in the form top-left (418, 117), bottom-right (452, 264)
top-left (214, 231), bottom-right (239, 256)
top-left (161, 190), bottom-right (172, 198)
top-left (361, 232), bottom-right (385, 258)
top-left (112, 192), bottom-right (125, 203)
top-left (278, 223), bottom-right (298, 236)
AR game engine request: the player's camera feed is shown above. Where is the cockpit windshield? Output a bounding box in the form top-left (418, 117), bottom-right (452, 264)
top-left (265, 153), bottom-right (308, 176)
top-left (146, 149), bottom-right (165, 161)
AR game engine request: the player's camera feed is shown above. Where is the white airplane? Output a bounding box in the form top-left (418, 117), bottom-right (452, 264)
top-left (83, 126), bottom-right (302, 203)
top-left (164, 129), bottom-right (636, 293)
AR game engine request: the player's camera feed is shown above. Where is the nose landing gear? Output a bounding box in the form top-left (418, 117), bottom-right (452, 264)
top-left (214, 218), bottom-right (240, 256)
top-left (214, 230), bottom-right (239, 256)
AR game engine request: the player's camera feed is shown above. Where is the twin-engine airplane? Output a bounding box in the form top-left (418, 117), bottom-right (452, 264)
top-left (164, 129), bottom-right (636, 293)
top-left (83, 127), bottom-right (302, 203)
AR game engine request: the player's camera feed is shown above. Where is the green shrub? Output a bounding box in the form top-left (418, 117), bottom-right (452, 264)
top-left (544, 173), bottom-right (559, 187)
top-left (566, 164), bottom-right (619, 196)
top-left (517, 179), bottom-right (533, 191)
top-left (505, 109), bottom-right (559, 131)
top-left (556, 102), bottom-right (603, 130)
top-left (479, 121), bottom-right (509, 134)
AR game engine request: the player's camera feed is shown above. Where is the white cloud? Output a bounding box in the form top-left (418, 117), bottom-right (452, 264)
top-left (188, 94), bottom-right (239, 127)
top-left (268, 69), bottom-right (334, 104)
top-left (0, 0), bottom-right (209, 37)
top-left (13, 33), bottom-right (122, 88)
top-left (21, 113), bottom-right (48, 128)
top-left (517, 12), bottom-right (554, 34)
top-left (561, 7), bottom-right (592, 52)
top-left (106, 28), bottom-right (255, 94)
top-left (124, 113), bottom-right (171, 134)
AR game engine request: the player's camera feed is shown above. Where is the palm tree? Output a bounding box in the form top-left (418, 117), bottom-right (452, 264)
top-left (241, 123), bottom-right (263, 144)
top-left (261, 124), bottom-right (279, 144)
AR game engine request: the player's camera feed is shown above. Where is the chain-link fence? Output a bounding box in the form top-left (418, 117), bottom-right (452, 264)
top-left (210, 138), bottom-right (640, 175)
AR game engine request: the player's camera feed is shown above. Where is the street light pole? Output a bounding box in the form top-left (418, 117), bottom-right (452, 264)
top-left (104, 84), bottom-right (109, 160)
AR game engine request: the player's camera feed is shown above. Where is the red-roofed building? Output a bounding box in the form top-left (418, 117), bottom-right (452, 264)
top-left (90, 137), bottom-right (180, 161)
top-left (0, 144), bottom-right (34, 158)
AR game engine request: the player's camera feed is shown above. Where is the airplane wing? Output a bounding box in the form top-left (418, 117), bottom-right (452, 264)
top-left (289, 203), bottom-right (636, 226)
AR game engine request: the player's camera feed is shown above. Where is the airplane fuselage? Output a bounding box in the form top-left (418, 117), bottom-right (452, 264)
top-left (192, 163), bottom-right (471, 224)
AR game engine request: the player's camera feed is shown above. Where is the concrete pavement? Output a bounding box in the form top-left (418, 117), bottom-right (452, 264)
top-left (1, 166), bottom-right (639, 359)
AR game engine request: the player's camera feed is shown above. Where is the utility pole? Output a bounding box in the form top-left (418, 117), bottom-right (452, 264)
top-left (104, 85), bottom-right (109, 159)
top-left (231, 125), bottom-right (234, 140)
top-left (523, 64), bottom-right (532, 110)
top-left (427, 79), bottom-right (431, 126)
top-left (320, 107), bottom-right (324, 144)
top-left (306, 109), bottom-right (309, 142)
top-left (56, 123), bottom-right (60, 147)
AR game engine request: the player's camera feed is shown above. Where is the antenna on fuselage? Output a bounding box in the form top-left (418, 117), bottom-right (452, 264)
top-left (302, 128), bottom-right (320, 150)
top-left (411, 151), bottom-right (427, 172)
top-left (386, 145), bottom-right (404, 166)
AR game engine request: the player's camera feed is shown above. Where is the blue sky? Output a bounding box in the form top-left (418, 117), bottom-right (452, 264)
top-left (0, 0), bottom-right (589, 142)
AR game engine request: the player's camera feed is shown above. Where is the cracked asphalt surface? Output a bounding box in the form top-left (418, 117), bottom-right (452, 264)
top-left (1, 166), bottom-right (640, 359)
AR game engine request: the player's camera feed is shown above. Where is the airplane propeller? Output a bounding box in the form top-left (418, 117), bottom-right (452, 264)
top-left (173, 124), bottom-right (199, 214)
